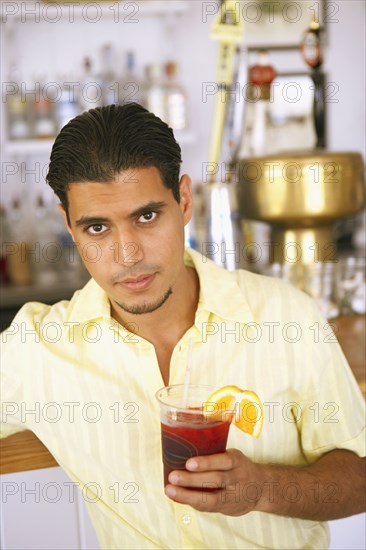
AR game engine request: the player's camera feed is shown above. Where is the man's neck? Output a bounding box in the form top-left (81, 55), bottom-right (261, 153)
top-left (110, 266), bottom-right (199, 347)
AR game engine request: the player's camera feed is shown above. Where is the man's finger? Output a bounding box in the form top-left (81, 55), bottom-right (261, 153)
top-left (165, 484), bottom-right (221, 512)
top-left (168, 469), bottom-right (228, 489)
top-left (185, 449), bottom-right (240, 472)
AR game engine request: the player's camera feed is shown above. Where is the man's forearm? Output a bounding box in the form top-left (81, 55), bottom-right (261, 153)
top-left (258, 450), bottom-right (366, 520)
top-left (165, 448), bottom-right (365, 520)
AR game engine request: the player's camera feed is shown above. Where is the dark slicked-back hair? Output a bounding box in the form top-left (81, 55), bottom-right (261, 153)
top-left (46, 103), bottom-right (182, 216)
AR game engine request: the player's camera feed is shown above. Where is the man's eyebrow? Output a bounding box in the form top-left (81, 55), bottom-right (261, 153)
top-left (75, 216), bottom-right (110, 228)
top-left (128, 201), bottom-right (167, 219)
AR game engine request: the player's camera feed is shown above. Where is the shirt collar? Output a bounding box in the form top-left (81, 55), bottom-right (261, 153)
top-left (67, 248), bottom-right (255, 326)
top-left (185, 248), bottom-right (255, 325)
top-left (66, 278), bottom-right (112, 325)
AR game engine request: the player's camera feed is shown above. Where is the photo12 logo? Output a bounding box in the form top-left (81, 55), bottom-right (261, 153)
top-left (201, 1), bottom-right (340, 26)
top-left (1, 479), bottom-right (140, 504)
top-left (1, 2), bottom-right (140, 24)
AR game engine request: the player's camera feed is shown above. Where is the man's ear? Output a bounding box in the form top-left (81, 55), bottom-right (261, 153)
top-left (57, 203), bottom-right (74, 241)
top-left (179, 174), bottom-right (193, 225)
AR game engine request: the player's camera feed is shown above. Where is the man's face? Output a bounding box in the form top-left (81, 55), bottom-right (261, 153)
top-left (61, 166), bottom-right (193, 315)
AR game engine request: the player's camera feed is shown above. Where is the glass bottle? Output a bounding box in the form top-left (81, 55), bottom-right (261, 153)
top-left (6, 69), bottom-right (30, 140)
top-left (54, 77), bottom-right (79, 132)
top-left (100, 44), bottom-right (119, 106)
top-left (32, 194), bottom-right (60, 285)
top-left (247, 50), bottom-right (276, 157)
top-left (32, 82), bottom-right (56, 139)
top-left (301, 16), bottom-right (326, 148)
top-left (79, 57), bottom-right (104, 112)
top-left (143, 64), bottom-right (166, 121)
top-left (119, 51), bottom-right (143, 105)
top-left (164, 61), bottom-right (187, 130)
top-left (301, 16), bottom-right (323, 69)
top-left (7, 197), bottom-right (33, 285)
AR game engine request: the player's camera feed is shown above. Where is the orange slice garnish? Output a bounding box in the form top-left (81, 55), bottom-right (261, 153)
top-left (203, 385), bottom-right (264, 438)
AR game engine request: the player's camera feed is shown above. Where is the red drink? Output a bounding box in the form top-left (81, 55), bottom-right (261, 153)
top-left (156, 385), bottom-right (232, 488)
top-left (161, 410), bottom-right (231, 486)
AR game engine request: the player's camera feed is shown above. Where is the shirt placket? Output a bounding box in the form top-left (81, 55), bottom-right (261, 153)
top-left (168, 312), bottom-right (208, 385)
top-left (172, 503), bottom-right (203, 550)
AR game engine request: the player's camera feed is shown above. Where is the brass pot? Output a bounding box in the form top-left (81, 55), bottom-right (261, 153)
top-left (237, 151), bottom-right (365, 263)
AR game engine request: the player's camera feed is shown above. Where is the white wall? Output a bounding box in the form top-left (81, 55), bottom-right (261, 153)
top-left (325, 0), bottom-right (366, 157)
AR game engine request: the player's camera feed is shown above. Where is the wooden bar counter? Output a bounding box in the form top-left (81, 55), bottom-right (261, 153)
top-left (1, 315), bottom-right (365, 475)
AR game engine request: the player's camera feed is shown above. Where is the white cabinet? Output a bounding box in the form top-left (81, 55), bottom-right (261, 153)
top-left (0, 467), bottom-right (100, 550)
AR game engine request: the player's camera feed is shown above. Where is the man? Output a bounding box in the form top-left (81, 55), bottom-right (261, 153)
top-left (1, 103), bottom-right (365, 550)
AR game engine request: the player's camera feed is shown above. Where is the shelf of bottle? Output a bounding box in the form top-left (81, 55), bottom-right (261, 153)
top-left (3, 129), bottom-right (195, 156)
top-left (2, 1), bottom-right (189, 23)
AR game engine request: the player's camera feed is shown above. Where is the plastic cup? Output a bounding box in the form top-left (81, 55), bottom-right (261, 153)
top-left (155, 384), bottom-right (231, 487)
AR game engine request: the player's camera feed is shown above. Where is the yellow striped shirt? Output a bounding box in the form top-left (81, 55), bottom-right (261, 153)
top-left (1, 248), bottom-right (365, 549)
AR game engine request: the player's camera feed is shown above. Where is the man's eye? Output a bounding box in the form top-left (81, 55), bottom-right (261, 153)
top-left (86, 224), bottom-right (107, 235)
top-left (138, 212), bottom-right (158, 223)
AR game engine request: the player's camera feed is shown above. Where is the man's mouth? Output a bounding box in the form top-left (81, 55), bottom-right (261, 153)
top-left (116, 273), bottom-right (156, 291)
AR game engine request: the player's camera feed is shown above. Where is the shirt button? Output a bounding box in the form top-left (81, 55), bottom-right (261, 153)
top-left (182, 514), bottom-right (191, 525)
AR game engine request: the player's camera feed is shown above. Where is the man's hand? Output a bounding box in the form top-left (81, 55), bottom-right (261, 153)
top-left (165, 448), bottom-right (366, 521)
top-left (165, 449), bottom-right (262, 516)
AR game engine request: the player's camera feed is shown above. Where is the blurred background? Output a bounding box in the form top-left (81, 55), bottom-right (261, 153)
top-left (0, 1), bottom-right (365, 548)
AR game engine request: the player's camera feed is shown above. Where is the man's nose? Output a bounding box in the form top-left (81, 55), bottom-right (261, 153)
top-left (111, 235), bottom-right (143, 265)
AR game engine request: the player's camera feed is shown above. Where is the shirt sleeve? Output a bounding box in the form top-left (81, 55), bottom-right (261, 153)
top-left (0, 303), bottom-right (45, 439)
top-left (298, 310), bottom-right (365, 462)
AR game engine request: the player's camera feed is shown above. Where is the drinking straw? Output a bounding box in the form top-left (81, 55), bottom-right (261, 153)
top-left (182, 338), bottom-right (193, 408)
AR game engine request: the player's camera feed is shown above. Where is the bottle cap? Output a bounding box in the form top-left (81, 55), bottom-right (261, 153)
top-left (165, 62), bottom-right (178, 77)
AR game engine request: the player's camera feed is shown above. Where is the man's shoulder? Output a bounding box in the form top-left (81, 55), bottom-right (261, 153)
top-left (187, 248), bottom-right (318, 321)
top-left (5, 278), bottom-right (99, 329)
top-left (234, 267), bottom-right (300, 295)
top-left (199, 254), bottom-right (308, 304)
top-left (234, 267), bottom-right (320, 320)
top-left (188, 248), bottom-right (305, 297)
